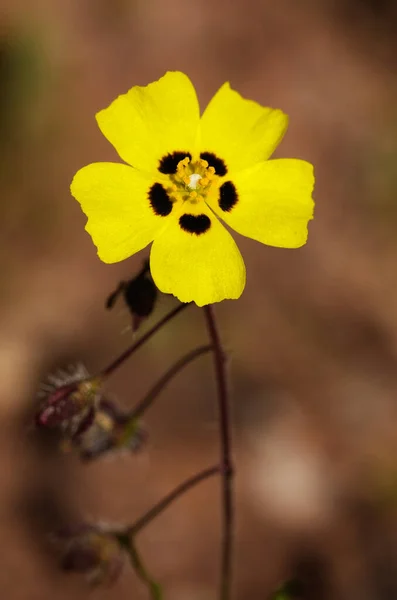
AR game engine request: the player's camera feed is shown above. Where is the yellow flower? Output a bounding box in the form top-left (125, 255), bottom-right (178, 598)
top-left (71, 72), bottom-right (314, 306)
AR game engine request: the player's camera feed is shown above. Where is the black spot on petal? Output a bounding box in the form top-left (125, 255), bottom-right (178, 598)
top-left (200, 152), bottom-right (227, 176)
top-left (219, 181), bottom-right (238, 212)
top-left (158, 151), bottom-right (192, 174)
top-left (179, 213), bottom-right (211, 235)
top-left (149, 183), bottom-right (173, 216)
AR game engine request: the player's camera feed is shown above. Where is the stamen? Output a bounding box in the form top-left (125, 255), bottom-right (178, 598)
top-left (199, 152), bottom-right (228, 177)
top-left (165, 154), bottom-right (227, 207)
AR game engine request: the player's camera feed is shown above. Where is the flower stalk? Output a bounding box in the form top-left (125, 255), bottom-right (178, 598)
top-left (204, 305), bottom-right (234, 600)
top-left (126, 343), bottom-right (213, 422)
top-left (100, 302), bottom-right (190, 379)
top-left (125, 542), bottom-right (162, 600)
top-left (37, 282), bottom-right (236, 600)
top-left (115, 465), bottom-right (220, 600)
top-left (127, 465), bottom-right (220, 537)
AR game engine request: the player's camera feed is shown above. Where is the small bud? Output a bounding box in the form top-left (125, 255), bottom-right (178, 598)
top-left (106, 259), bottom-right (158, 332)
top-left (56, 524), bottom-right (124, 586)
top-left (35, 364), bottom-right (101, 439)
top-left (35, 382), bottom-right (79, 428)
top-left (73, 398), bottom-right (147, 461)
top-left (36, 365), bottom-right (146, 461)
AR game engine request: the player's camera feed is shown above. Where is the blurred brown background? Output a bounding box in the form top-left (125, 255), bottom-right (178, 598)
top-left (2, 0), bottom-right (397, 598)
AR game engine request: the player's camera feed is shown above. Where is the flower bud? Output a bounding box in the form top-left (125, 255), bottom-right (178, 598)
top-left (35, 382), bottom-right (79, 428)
top-left (57, 524), bottom-right (124, 586)
top-left (35, 364), bottom-right (101, 439)
top-left (106, 259), bottom-right (158, 331)
top-left (72, 398), bottom-right (147, 461)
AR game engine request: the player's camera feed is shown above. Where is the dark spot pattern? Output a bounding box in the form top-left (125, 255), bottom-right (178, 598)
top-left (158, 151), bottom-right (192, 174)
top-left (219, 181), bottom-right (238, 212)
top-left (179, 213), bottom-right (211, 235)
top-left (200, 152), bottom-right (227, 176)
top-left (148, 183), bottom-right (173, 216)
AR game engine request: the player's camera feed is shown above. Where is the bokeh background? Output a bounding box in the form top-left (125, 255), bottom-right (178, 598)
top-left (2, 0), bottom-right (397, 598)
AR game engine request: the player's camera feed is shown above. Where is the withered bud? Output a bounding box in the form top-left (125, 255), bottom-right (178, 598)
top-left (106, 259), bottom-right (157, 331)
top-left (57, 524), bottom-right (124, 586)
top-left (35, 382), bottom-right (79, 428)
top-left (72, 398), bottom-right (147, 461)
top-left (35, 364), bottom-right (101, 438)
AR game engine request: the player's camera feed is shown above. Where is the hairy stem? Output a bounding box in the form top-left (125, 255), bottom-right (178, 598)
top-left (128, 465), bottom-right (220, 536)
top-left (127, 542), bottom-right (162, 600)
top-left (204, 305), bottom-right (234, 600)
top-left (100, 303), bottom-right (190, 379)
top-left (127, 344), bottom-right (213, 422)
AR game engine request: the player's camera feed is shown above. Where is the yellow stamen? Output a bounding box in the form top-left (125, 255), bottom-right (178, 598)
top-left (171, 156), bottom-right (221, 205)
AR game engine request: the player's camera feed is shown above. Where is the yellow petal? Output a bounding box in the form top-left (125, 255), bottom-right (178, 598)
top-left (200, 82), bottom-right (288, 174)
top-left (96, 72), bottom-right (200, 173)
top-left (207, 159), bottom-right (314, 248)
top-left (71, 162), bottom-right (166, 263)
top-left (150, 203), bottom-right (246, 306)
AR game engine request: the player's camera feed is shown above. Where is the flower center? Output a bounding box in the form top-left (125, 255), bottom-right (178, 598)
top-left (168, 157), bottom-right (216, 204)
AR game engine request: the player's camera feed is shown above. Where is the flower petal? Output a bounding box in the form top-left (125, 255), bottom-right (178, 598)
top-left (96, 72), bottom-right (200, 173)
top-left (71, 162), bottom-right (166, 263)
top-left (207, 159), bottom-right (314, 248)
top-left (200, 82), bottom-right (288, 174)
top-left (150, 203), bottom-right (246, 306)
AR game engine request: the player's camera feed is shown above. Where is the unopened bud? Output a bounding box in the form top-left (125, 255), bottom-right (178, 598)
top-left (73, 398), bottom-right (147, 461)
top-left (57, 524), bottom-right (124, 586)
top-left (35, 382), bottom-right (78, 428)
top-left (35, 364), bottom-right (101, 439)
top-left (106, 259), bottom-right (158, 332)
